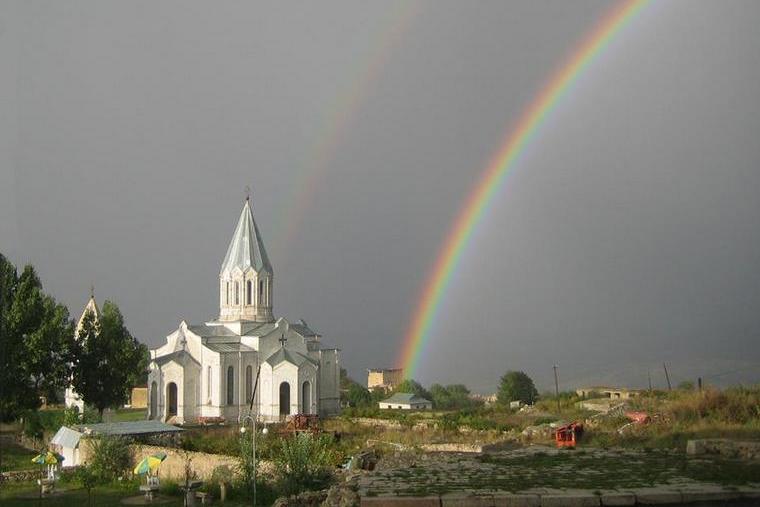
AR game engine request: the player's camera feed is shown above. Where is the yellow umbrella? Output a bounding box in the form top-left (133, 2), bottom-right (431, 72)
top-left (133, 452), bottom-right (167, 475)
top-left (31, 451), bottom-right (64, 465)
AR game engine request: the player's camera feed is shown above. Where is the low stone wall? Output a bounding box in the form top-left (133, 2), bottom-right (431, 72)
top-left (686, 438), bottom-right (760, 459)
top-left (130, 444), bottom-right (245, 481)
top-left (0, 469), bottom-right (40, 483)
top-left (78, 439), bottom-right (273, 481)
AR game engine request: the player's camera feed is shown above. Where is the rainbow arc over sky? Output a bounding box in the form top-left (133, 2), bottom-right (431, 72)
top-left (398, 0), bottom-right (652, 379)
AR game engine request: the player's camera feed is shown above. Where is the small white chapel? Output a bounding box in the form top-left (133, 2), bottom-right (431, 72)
top-left (147, 196), bottom-right (340, 423)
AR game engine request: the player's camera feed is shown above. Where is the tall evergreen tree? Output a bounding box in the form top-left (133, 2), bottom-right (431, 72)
top-left (71, 301), bottom-right (148, 416)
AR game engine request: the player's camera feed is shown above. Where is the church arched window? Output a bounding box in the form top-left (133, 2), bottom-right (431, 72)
top-left (245, 365), bottom-right (252, 403)
top-left (207, 366), bottom-right (212, 402)
top-left (225, 282), bottom-right (230, 305)
top-left (246, 280), bottom-right (252, 305)
top-left (227, 366), bottom-right (234, 405)
top-left (234, 281), bottom-right (240, 305)
top-left (259, 280), bottom-right (263, 304)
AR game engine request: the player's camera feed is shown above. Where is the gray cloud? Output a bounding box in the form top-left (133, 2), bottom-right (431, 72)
top-left (1, 0), bottom-right (759, 392)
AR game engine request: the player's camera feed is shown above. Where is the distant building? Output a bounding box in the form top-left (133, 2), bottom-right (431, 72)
top-left (65, 294), bottom-right (100, 411)
top-left (368, 368), bottom-right (404, 392)
top-left (128, 387), bottom-right (148, 409)
top-left (379, 392), bottom-right (432, 410)
top-left (576, 386), bottom-right (641, 400)
top-left (469, 393), bottom-right (498, 406)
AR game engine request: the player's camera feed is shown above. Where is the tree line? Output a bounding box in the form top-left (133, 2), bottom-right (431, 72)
top-left (340, 368), bottom-right (539, 410)
top-left (0, 253), bottom-right (148, 422)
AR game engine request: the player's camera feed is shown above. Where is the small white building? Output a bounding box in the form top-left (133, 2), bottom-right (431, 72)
top-left (379, 392), bottom-right (432, 410)
top-left (147, 198), bottom-right (341, 424)
top-left (50, 426), bottom-right (84, 468)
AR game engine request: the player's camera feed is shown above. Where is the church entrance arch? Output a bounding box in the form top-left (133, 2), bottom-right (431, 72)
top-left (279, 382), bottom-right (290, 417)
top-left (167, 382), bottom-right (178, 418)
top-left (301, 381), bottom-right (311, 414)
top-left (150, 382), bottom-right (158, 419)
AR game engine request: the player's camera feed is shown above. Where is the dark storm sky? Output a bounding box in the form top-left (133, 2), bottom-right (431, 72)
top-left (2, 1), bottom-right (759, 391)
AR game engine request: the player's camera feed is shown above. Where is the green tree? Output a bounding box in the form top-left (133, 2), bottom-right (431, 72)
top-left (71, 301), bottom-right (149, 416)
top-left (23, 294), bottom-right (74, 403)
top-left (393, 379), bottom-right (431, 401)
top-left (430, 384), bottom-right (473, 410)
top-left (346, 382), bottom-right (372, 407)
top-left (0, 257), bottom-right (73, 420)
top-left (497, 370), bottom-right (538, 406)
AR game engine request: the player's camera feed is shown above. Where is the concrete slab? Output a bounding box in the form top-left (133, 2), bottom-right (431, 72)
top-left (540, 493), bottom-right (600, 507)
top-left (599, 492), bottom-right (635, 506)
top-left (440, 493), bottom-right (495, 507)
top-left (632, 488), bottom-right (682, 505)
top-left (679, 485), bottom-right (738, 503)
top-left (492, 494), bottom-right (541, 507)
top-left (738, 486), bottom-right (760, 499)
top-left (361, 496), bottom-right (441, 507)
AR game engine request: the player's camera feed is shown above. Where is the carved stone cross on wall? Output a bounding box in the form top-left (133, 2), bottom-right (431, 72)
top-left (278, 333), bottom-right (287, 347)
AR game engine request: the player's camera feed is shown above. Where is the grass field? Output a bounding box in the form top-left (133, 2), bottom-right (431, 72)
top-left (0, 441), bottom-right (37, 472)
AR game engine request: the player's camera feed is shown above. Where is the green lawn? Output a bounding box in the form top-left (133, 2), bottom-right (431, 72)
top-left (0, 483), bottom-right (184, 507)
top-left (109, 408), bottom-right (147, 422)
top-left (0, 482), bottom-right (268, 506)
top-left (0, 442), bottom-right (37, 472)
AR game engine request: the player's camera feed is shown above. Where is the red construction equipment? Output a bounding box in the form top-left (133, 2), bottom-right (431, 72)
top-left (279, 414), bottom-right (321, 436)
top-left (625, 411), bottom-right (651, 424)
top-left (555, 422), bottom-right (584, 448)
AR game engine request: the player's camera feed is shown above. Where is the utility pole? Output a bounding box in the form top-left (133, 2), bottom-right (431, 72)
top-left (663, 363), bottom-right (672, 391)
top-left (698, 377), bottom-right (702, 391)
top-left (553, 364), bottom-right (560, 413)
top-left (648, 370), bottom-right (652, 392)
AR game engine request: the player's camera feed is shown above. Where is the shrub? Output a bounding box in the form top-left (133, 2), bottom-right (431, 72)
top-left (88, 435), bottom-right (132, 481)
top-left (273, 433), bottom-right (335, 496)
top-left (22, 411), bottom-right (44, 439)
top-left (73, 465), bottom-right (100, 507)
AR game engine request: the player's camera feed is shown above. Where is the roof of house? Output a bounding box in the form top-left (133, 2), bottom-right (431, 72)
top-left (381, 392), bottom-right (431, 405)
top-left (265, 346), bottom-right (318, 367)
top-left (51, 426), bottom-right (83, 448)
top-left (220, 199), bottom-right (272, 275)
top-left (204, 342), bottom-right (256, 354)
top-left (74, 420), bottom-right (183, 436)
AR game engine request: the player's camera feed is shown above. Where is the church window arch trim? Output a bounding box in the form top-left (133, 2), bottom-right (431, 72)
top-left (227, 366), bottom-right (234, 405)
top-left (246, 280), bottom-right (252, 305)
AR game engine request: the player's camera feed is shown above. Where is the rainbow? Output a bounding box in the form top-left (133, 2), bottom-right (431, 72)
top-left (398, 0), bottom-right (651, 379)
top-left (272, 3), bottom-right (421, 261)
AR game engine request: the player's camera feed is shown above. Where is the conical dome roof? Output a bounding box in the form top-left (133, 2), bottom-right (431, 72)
top-left (220, 199), bottom-right (272, 275)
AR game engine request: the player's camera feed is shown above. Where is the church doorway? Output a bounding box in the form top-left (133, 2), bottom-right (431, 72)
top-left (150, 382), bottom-right (157, 419)
top-left (279, 382), bottom-right (290, 417)
top-left (301, 381), bottom-right (311, 414)
top-left (167, 382), bottom-right (178, 418)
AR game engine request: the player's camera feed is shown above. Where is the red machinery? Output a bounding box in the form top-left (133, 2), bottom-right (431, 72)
top-left (555, 422), bottom-right (584, 448)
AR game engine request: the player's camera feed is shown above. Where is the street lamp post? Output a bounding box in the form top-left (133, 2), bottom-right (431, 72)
top-left (240, 365), bottom-right (263, 505)
top-left (240, 415), bottom-right (269, 506)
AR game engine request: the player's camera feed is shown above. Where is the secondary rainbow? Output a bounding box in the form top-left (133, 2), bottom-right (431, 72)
top-left (272, 3), bottom-right (421, 261)
top-left (398, 0), bottom-right (651, 378)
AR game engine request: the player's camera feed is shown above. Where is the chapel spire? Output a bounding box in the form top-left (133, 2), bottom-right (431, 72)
top-left (218, 195), bottom-right (274, 322)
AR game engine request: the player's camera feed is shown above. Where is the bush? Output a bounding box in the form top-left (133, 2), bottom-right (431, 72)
top-left (88, 435), bottom-right (132, 481)
top-left (273, 433), bottom-right (335, 496)
top-left (22, 411), bottom-right (44, 439)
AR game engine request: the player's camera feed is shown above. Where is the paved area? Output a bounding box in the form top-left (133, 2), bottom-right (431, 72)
top-left (356, 446), bottom-right (760, 505)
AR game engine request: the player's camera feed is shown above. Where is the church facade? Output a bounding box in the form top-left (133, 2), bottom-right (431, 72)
top-left (147, 199), bottom-right (340, 423)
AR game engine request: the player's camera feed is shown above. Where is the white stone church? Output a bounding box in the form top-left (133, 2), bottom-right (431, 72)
top-left (146, 198), bottom-right (340, 424)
